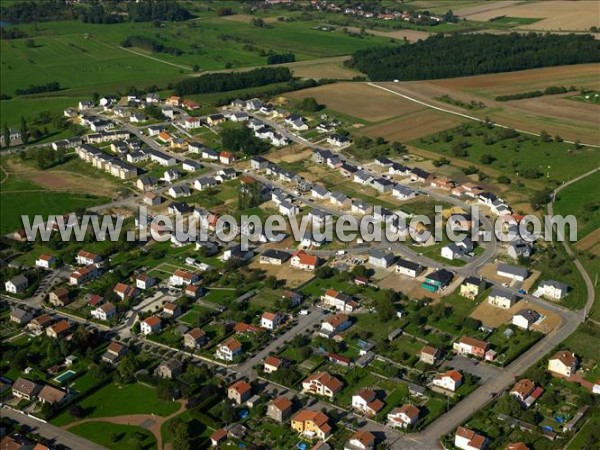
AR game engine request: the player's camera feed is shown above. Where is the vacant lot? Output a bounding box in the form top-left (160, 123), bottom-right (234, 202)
top-left (470, 299), bottom-right (560, 331)
top-left (286, 82), bottom-right (426, 122)
top-left (247, 260), bottom-right (314, 288)
top-left (359, 109), bottom-right (465, 141)
top-left (68, 422), bottom-right (156, 450)
top-left (553, 171), bottom-right (600, 240)
top-left (455, 1), bottom-right (600, 31)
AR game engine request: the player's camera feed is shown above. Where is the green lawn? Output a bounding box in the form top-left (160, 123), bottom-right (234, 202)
top-left (553, 171), bottom-right (600, 240)
top-left (412, 123), bottom-right (600, 185)
top-left (69, 422), bottom-right (156, 450)
top-left (51, 383), bottom-right (180, 426)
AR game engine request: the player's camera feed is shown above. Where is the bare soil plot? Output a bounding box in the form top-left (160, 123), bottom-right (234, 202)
top-left (248, 260), bottom-right (314, 288)
top-left (268, 146), bottom-right (313, 164)
top-left (358, 109), bottom-right (465, 141)
top-left (575, 228), bottom-right (600, 256)
top-left (286, 82), bottom-right (426, 122)
top-left (470, 298), bottom-right (561, 331)
top-left (456, 1), bottom-right (600, 31)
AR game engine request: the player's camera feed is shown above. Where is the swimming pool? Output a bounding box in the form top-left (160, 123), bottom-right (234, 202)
top-left (54, 369), bottom-right (76, 384)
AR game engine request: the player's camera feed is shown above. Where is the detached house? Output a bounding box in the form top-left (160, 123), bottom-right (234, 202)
top-left (155, 359), bottom-right (183, 379)
top-left (345, 431), bottom-right (376, 450)
top-left (228, 380), bottom-right (252, 405)
top-left (184, 328), bottom-right (207, 349)
top-left (420, 346), bottom-right (442, 365)
top-left (453, 336), bottom-right (489, 359)
top-left (368, 250), bottom-right (395, 268)
top-left (9, 308), bottom-right (32, 326)
top-left (321, 313), bottom-right (352, 336)
top-left (487, 288), bottom-right (517, 310)
top-left (261, 312), bottom-right (283, 330)
top-left (263, 355), bottom-right (289, 374)
top-left (12, 377), bottom-right (40, 401)
top-left (91, 302), bottom-right (116, 321)
top-left (548, 350), bottom-right (578, 377)
top-left (49, 288), bottom-right (71, 307)
top-left (351, 389), bottom-right (384, 416)
top-left (102, 341), bottom-right (128, 364)
top-left (290, 250), bottom-right (318, 271)
top-left (260, 249), bottom-right (290, 265)
top-left (76, 250), bottom-right (102, 266)
top-left (47, 320), bottom-right (71, 339)
top-left (321, 290), bottom-right (359, 313)
top-left (267, 396), bottom-right (293, 422)
top-left (216, 338), bottom-right (243, 361)
top-left (140, 316), bottom-right (161, 335)
top-left (538, 280), bottom-right (569, 300)
top-left (387, 404), bottom-right (420, 429)
top-left (302, 372), bottom-right (343, 399)
top-left (460, 277), bottom-right (485, 300)
top-left (113, 283), bottom-right (137, 301)
top-left (433, 370), bottom-right (463, 392)
top-left (170, 269), bottom-right (199, 286)
top-left (291, 409), bottom-right (332, 440)
top-left (36, 254), bottom-right (57, 269)
top-left (497, 263), bottom-right (528, 282)
top-left (455, 427), bottom-right (489, 450)
top-left (5, 275), bottom-right (28, 294)
top-left (396, 259), bottom-right (424, 278)
top-left (512, 309), bottom-right (541, 330)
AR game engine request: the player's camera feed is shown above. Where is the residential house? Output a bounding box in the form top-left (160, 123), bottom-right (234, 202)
top-left (143, 193), bottom-right (162, 206)
top-left (170, 269), bottom-right (199, 286)
top-left (497, 263), bottom-right (528, 282)
top-left (137, 176), bottom-right (159, 191)
top-left (148, 150), bottom-right (176, 167)
top-left (47, 320), bottom-right (70, 339)
top-left (387, 404), bottom-right (420, 429)
top-left (512, 309), bottom-right (541, 330)
top-left (339, 162), bottom-right (358, 178)
top-left (264, 355), bottom-right (289, 374)
top-left (91, 302), bottom-right (116, 321)
top-left (35, 254), bottom-right (57, 269)
top-left (311, 185), bottom-right (330, 200)
top-left (353, 170), bottom-right (373, 185)
top-left (393, 184), bottom-right (416, 201)
top-left (102, 341), bottom-right (128, 364)
top-left (219, 151), bottom-right (235, 165)
top-left (9, 308), bottom-right (32, 325)
top-left (194, 176), bottom-right (218, 191)
top-left (330, 191), bottom-right (349, 208)
top-left (548, 350), bottom-right (578, 377)
top-left (453, 336), bottom-right (489, 359)
top-left (251, 155), bottom-right (269, 170)
top-left (168, 185), bottom-right (191, 199)
top-left (5, 275), bottom-right (28, 294)
top-left (114, 283), bottom-right (136, 301)
top-left (396, 259), bottom-right (424, 278)
top-left (69, 265), bottom-right (99, 286)
top-left (321, 313), bottom-right (352, 336)
top-left (441, 237), bottom-right (474, 260)
top-left (260, 249), bottom-right (290, 265)
top-left (210, 428), bottom-right (228, 447)
top-left (281, 290), bottom-right (302, 307)
top-left (460, 277), bottom-right (485, 300)
top-left (76, 250), bottom-right (102, 266)
top-left (508, 241), bottom-right (533, 260)
top-left (163, 302), bottom-right (182, 318)
top-left (420, 346), bottom-right (442, 365)
top-left (510, 379), bottom-right (536, 404)
top-left (155, 359), bottom-right (183, 379)
top-left (12, 377), bottom-right (40, 401)
top-left (27, 314), bottom-right (52, 335)
top-left (136, 273), bottom-right (156, 290)
top-left (183, 117), bottom-right (201, 129)
top-left (345, 431), bottom-right (376, 450)
top-left (488, 289), bottom-right (517, 309)
top-left (38, 385), bottom-right (67, 405)
top-left (368, 250), bottom-right (395, 268)
top-left (291, 409), bottom-right (331, 440)
top-left (410, 168), bottom-right (430, 183)
top-left (267, 396), bottom-right (293, 422)
top-left (216, 338), bottom-right (243, 361)
top-left (538, 280), bottom-right (569, 300)
top-left (228, 380), bottom-right (252, 405)
top-left (433, 370), bottom-right (463, 392)
top-left (321, 290), bottom-right (359, 313)
top-left (422, 269), bottom-right (454, 292)
top-left (351, 199), bottom-right (371, 215)
top-left (140, 316), bottom-right (161, 335)
top-left (163, 169), bottom-right (181, 183)
top-left (184, 328), bottom-right (207, 349)
top-left (290, 250), bottom-right (318, 271)
top-left (351, 389), bottom-right (384, 416)
top-left (455, 427), bottom-right (489, 450)
top-left (371, 177), bottom-right (394, 193)
top-left (261, 312), bottom-right (283, 330)
top-left (302, 372), bottom-right (343, 399)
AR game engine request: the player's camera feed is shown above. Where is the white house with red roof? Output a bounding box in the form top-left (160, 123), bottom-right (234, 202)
top-left (432, 370), bottom-right (463, 392)
top-left (261, 312), bottom-right (283, 330)
top-left (36, 254), bottom-right (57, 269)
top-left (455, 427), bottom-right (489, 450)
top-left (91, 302), bottom-right (116, 321)
top-left (140, 316), bottom-right (162, 335)
top-left (387, 404), bottom-right (420, 429)
top-left (290, 250), bottom-right (318, 271)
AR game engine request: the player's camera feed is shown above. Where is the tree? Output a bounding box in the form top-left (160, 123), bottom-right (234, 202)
top-left (192, 64), bottom-right (200, 72)
top-left (539, 130), bottom-right (552, 142)
top-left (2, 123), bottom-right (9, 148)
top-left (20, 116), bottom-right (28, 145)
top-left (222, 402), bottom-right (237, 423)
top-left (315, 266), bottom-right (335, 279)
top-left (497, 175), bottom-right (511, 184)
top-left (391, 141), bottom-right (407, 154)
top-left (92, 92), bottom-right (100, 104)
top-left (480, 154), bottom-right (496, 164)
top-left (375, 295), bottom-right (395, 322)
top-left (297, 97), bottom-right (324, 112)
top-left (168, 418), bottom-right (190, 450)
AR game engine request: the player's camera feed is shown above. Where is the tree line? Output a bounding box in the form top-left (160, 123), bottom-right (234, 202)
top-left (173, 67), bottom-right (293, 96)
top-left (267, 53), bottom-right (296, 65)
top-left (347, 33), bottom-right (600, 81)
top-left (0, 0), bottom-right (192, 24)
top-left (14, 81), bottom-right (61, 96)
top-left (121, 35), bottom-right (183, 56)
top-left (495, 85), bottom-right (577, 101)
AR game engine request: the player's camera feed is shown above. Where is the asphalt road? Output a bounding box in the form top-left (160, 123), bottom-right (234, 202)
top-left (1, 407), bottom-right (107, 450)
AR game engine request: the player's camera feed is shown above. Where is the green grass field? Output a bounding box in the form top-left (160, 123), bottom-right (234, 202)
top-left (553, 171), bottom-right (600, 239)
top-left (52, 383), bottom-right (180, 426)
top-left (412, 124), bottom-right (600, 185)
top-left (1, 15), bottom-right (394, 128)
top-left (69, 422), bottom-right (156, 450)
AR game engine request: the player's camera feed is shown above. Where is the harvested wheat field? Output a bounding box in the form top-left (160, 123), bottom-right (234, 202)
top-left (345, 27), bottom-right (432, 43)
top-left (285, 56), bottom-right (359, 80)
top-left (286, 82), bottom-right (426, 122)
top-left (359, 109), bottom-right (465, 141)
top-left (456, 0), bottom-right (600, 31)
top-left (575, 229), bottom-right (600, 256)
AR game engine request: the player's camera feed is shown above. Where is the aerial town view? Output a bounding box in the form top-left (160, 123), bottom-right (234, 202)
top-left (0, 0), bottom-right (599, 449)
